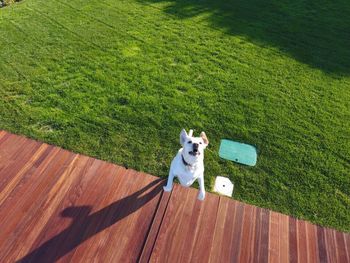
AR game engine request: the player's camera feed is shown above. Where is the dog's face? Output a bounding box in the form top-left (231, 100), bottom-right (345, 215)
top-left (180, 129), bottom-right (209, 163)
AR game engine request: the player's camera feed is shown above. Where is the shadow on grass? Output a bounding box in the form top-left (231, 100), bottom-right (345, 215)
top-left (17, 178), bottom-right (164, 263)
top-left (141, 0), bottom-right (350, 75)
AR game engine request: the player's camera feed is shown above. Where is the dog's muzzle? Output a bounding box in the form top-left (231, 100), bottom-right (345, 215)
top-left (189, 143), bottom-right (200, 156)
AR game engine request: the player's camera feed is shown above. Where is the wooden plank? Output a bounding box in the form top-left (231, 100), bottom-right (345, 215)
top-left (208, 196), bottom-right (230, 263)
top-left (289, 217), bottom-right (298, 263)
top-left (139, 189), bottom-right (172, 263)
top-left (0, 142), bottom-right (49, 200)
top-left (279, 213), bottom-right (290, 263)
top-left (228, 201), bottom-right (244, 262)
top-left (0, 132), bottom-right (12, 150)
top-left (317, 225), bottom-right (328, 263)
top-left (269, 211), bottom-right (280, 263)
top-left (0, 132), bottom-right (12, 155)
top-left (344, 233), bottom-right (350, 262)
top-left (306, 222), bottom-right (319, 263)
top-left (0, 130), bottom-right (7, 143)
top-left (257, 208), bottom-right (270, 263)
top-left (239, 204), bottom-right (257, 262)
top-left (0, 135), bottom-right (39, 185)
top-left (217, 197), bottom-right (236, 261)
top-left (297, 220), bottom-right (308, 262)
top-left (334, 230), bottom-right (348, 263)
top-left (0, 133), bottom-right (27, 157)
top-left (0, 134), bottom-right (30, 171)
top-left (253, 207), bottom-right (263, 262)
top-left (325, 228), bottom-right (338, 263)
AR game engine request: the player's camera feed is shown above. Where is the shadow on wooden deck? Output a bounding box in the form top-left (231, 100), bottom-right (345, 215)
top-left (17, 179), bottom-right (163, 263)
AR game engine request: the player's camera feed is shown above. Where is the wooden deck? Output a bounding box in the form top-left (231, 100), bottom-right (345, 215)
top-left (0, 131), bottom-right (349, 263)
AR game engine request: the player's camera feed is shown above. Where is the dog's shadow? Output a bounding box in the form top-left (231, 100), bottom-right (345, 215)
top-left (17, 178), bottom-right (164, 263)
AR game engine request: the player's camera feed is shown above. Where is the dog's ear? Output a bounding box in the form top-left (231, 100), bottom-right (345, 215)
top-left (200, 132), bottom-right (209, 146)
top-left (180, 129), bottom-right (188, 146)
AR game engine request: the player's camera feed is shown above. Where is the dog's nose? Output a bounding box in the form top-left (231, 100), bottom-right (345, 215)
top-left (193, 143), bottom-right (199, 152)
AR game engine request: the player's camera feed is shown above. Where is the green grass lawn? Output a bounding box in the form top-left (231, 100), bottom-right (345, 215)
top-left (1, 0), bottom-right (349, 231)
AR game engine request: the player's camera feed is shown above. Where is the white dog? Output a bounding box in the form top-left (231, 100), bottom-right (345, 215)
top-left (163, 129), bottom-right (209, 200)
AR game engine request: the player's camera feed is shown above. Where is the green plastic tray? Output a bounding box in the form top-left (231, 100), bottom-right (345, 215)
top-left (219, 139), bottom-right (257, 166)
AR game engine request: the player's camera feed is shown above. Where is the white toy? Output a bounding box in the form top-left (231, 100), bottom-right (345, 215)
top-left (213, 176), bottom-right (234, 197)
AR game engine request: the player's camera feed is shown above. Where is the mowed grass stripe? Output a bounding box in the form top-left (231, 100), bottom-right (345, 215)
top-left (37, 0), bottom-right (291, 78)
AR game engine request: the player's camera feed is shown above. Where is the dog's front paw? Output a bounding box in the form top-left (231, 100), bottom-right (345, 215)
top-left (163, 186), bottom-right (173, 192)
top-left (198, 191), bottom-right (205, 201)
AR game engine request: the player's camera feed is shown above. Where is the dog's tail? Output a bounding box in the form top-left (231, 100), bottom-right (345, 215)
top-left (188, 129), bottom-right (193, 137)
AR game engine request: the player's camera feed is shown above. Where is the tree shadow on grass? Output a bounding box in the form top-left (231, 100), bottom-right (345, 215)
top-left (17, 178), bottom-right (164, 263)
top-left (141, 0), bottom-right (350, 75)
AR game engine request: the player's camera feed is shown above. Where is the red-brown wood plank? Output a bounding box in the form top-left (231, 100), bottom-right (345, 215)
top-left (335, 230), bottom-right (348, 263)
top-left (139, 189), bottom-right (172, 262)
top-left (0, 132), bottom-right (27, 158)
top-left (268, 211), bottom-right (280, 263)
top-left (239, 204), bottom-right (257, 262)
top-left (254, 207), bottom-right (270, 262)
top-left (213, 197), bottom-right (235, 261)
top-left (0, 143), bottom-right (51, 201)
top-left (289, 217), bottom-right (298, 263)
top-left (208, 195), bottom-right (230, 262)
top-left (344, 233), bottom-right (350, 262)
top-left (306, 222), bottom-right (319, 262)
top-left (325, 228), bottom-right (338, 263)
top-left (269, 211), bottom-right (291, 263)
top-left (227, 201), bottom-right (244, 262)
top-left (148, 184), bottom-right (221, 263)
top-left (279, 213), bottom-right (290, 263)
top-left (219, 198), bottom-right (238, 261)
top-left (0, 134), bottom-right (43, 190)
top-left (317, 225), bottom-right (329, 263)
top-left (297, 220), bottom-right (308, 262)
top-left (0, 130), bottom-right (8, 144)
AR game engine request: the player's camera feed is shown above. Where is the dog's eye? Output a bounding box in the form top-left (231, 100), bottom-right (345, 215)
top-left (199, 142), bottom-right (202, 144)
top-left (188, 141), bottom-right (192, 144)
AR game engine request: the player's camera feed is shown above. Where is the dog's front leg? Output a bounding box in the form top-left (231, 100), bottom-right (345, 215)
top-left (163, 171), bottom-right (175, 192)
top-left (197, 175), bottom-right (206, 200)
